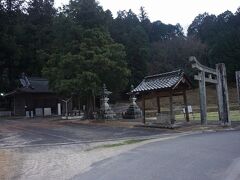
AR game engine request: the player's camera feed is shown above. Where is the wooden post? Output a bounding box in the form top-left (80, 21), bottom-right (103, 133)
top-left (92, 90), bottom-right (96, 112)
top-left (236, 71), bottom-right (240, 106)
top-left (157, 96), bottom-right (161, 113)
top-left (199, 71), bottom-right (207, 125)
top-left (216, 63), bottom-right (230, 125)
top-left (216, 81), bottom-right (221, 123)
top-left (13, 95), bottom-right (16, 116)
top-left (142, 96), bottom-right (146, 124)
top-left (189, 57), bottom-right (230, 126)
top-left (169, 92), bottom-right (174, 124)
top-left (78, 95), bottom-right (81, 110)
top-left (93, 95), bottom-right (96, 112)
top-left (183, 90), bottom-right (190, 122)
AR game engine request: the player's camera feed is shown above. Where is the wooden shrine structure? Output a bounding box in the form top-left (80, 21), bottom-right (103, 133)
top-left (132, 70), bottom-right (193, 124)
top-left (189, 56), bottom-right (230, 126)
top-left (4, 73), bottom-right (58, 116)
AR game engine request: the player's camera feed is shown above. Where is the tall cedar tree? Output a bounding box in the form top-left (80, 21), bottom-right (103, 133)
top-left (43, 0), bottom-right (130, 116)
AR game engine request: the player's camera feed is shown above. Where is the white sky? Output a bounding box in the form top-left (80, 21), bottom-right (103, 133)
top-left (55, 0), bottom-right (240, 31)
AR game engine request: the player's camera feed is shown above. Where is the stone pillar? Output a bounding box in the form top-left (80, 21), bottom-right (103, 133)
top-left (58, 103), bottom-right (61, 116)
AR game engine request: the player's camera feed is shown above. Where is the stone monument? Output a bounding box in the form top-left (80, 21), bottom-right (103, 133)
top-left (100, 84), bottom-right (116, 119)
top-left (123, 85), bottom-right (142, 119)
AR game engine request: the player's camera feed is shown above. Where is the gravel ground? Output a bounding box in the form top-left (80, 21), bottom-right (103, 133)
top-left (0, 118), bottom-right (168, 179)
top-left (0, 149), bottom-right (22, 180)
top-left (0, 118), bottom-right (239, 179)
top-left (0, 135), bottom-right (181, 180)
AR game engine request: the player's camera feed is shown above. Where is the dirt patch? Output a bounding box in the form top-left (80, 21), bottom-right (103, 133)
top-left (0, 150), bottom-right (20, 180)
top-left (59, 119), bottom-right (142, 128)
top-left (0, 118), bottom-right (64, 133)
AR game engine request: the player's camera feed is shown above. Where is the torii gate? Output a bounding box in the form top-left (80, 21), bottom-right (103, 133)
top-left (189, 56), bottom-right (230, 126)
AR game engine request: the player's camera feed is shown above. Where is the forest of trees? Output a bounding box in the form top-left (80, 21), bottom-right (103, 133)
top-left (0, 0), bottom-right (240, 101)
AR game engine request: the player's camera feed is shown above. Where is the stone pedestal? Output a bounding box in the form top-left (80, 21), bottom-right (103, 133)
top-left (156, 113), bottom-right (175, 128)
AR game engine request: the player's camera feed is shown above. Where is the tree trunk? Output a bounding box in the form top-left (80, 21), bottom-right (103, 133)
top-left (86, 94), bottom-right (94, 119)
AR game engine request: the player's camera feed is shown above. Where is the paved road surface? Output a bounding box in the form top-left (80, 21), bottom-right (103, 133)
top-left (73, 131), bottom-right (240, 180)
top-left (0, 119), bottom-right (165, 148)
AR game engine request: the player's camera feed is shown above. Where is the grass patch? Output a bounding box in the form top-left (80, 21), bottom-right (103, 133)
top-left (102, 139), bottom-right (147, 148)
top-left (87, 139), bottom-right (147, 151)
top-left (175, 110), bottom-right (240, 121)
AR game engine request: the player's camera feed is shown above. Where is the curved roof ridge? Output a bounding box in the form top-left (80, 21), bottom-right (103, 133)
top-left (132, 69), bottom-right (191, 93)
top-left (144, 69), bottom-right (183, 79)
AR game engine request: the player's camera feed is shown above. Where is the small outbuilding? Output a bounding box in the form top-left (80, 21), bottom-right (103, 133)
top-left (4, 74), bottom-right (58, 116)
top-left (132, 70), bottom-right (193, 125)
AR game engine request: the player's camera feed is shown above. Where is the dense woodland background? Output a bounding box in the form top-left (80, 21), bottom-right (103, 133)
top-left (0, 0), bottom-right (240, 100)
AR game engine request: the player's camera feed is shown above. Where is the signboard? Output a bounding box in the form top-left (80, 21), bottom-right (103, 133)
top-left (44, 108), bottom-right (52, 116)
top-left (183, 105), bottom-right (193, 113)
top-left (236, 71), bottom-right (240, 105)
top-left (35, 108), bottom-right (43, 116)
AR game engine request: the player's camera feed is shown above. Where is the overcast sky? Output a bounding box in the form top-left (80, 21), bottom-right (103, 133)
top-left (55, 0), bottom-right (240, 31)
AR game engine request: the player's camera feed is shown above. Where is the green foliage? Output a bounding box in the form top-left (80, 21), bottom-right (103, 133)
top-left (109, 8), bottom-right (185, 85)
top-left (0, 0), bottom-right (56, 93)
top-left (42, 28), bottom-right (130, 97)
top-left (188, 10), bottom-right (240, 80)
top-left (148, 37), bottom-right (208, 79)
top-left (67, 0), bottom-right (111, 28)
top-left (0, 0), bottom-right (25, 91)
top-left (1, 0), bottom-right (239, 101)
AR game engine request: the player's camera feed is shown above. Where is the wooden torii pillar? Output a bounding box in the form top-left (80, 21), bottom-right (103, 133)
top-left (157, 96), bottom-right (161, 114)
top-left (189, 57), bottom-right (230, 126)
top-left (183, 90), bottom-right (190, 122)
top-left (142, 96), bottom-right (146, 124)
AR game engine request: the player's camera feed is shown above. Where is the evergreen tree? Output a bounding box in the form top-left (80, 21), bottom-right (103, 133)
top-left (23, 0), bottom-right (56, 75)
top-left (67, 0), bottom-right (111, 29)
top-left (188, 9), bottom-right (240, 80)
top-left (43, 28), bottom-right (130, 116)
top-left (0, 0), bottom-right (25, 92)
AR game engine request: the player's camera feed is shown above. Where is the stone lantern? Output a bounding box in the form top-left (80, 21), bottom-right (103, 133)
top-left (123, 85), bottom-right (142, 119)
top-left (100, 84), bottom-right (116, 119)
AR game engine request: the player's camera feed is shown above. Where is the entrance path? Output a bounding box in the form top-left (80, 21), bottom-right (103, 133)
top-left (0, 118), bottom-right (167, 148)
top-left (74, 131), bottom-right (240, 180)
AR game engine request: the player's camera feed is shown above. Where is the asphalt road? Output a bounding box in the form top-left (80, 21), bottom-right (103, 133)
top-left (73, 131), bottom-right (240, 180)
top-left (0, 119), bottom-right (165, 148)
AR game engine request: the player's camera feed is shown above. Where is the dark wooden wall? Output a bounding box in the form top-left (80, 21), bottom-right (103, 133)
top-left (13, 93), bottom-right (58, 116)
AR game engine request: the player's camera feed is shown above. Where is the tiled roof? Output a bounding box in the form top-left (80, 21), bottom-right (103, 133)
top-left (4, 77), bottom-right (53, 97)
top-left (18, 77), bottom-right (53, 93)
top-left (132, 70), bottom-right (189, 93)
